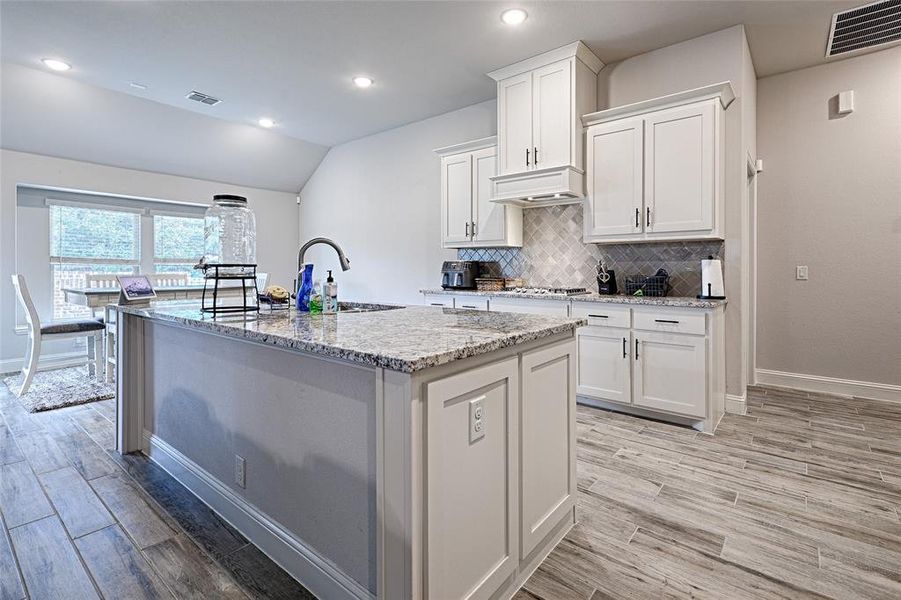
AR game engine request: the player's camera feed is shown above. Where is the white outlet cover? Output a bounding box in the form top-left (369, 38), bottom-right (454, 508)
top-left (796, 266), bottom-right (809, 280)
top-left (235, 455), bottom-right (246, 488)
top-left (469, 396), bottom-right (485, 443)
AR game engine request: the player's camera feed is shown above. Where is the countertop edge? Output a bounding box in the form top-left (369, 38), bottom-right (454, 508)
top-left (111, 304), bottom-right (586, 373)
top-left (420, 288), bottom-right (726, 309)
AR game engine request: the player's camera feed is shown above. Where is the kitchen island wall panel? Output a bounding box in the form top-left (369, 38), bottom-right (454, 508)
top-left (143, 320), bottom-right (378, 595)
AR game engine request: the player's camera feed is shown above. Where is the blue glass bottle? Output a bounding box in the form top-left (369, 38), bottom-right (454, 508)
top-left (297, 263), bottom-right (314, 311)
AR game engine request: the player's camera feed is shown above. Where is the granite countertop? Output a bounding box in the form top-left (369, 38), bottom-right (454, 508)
top-left (112, 301), bottom-right (585, 373)
top-left (421, 288), bottom-right (727, 309)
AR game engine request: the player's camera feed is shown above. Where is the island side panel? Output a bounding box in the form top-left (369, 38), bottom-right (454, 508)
top-left (140, 319), bottom-right (378, 598)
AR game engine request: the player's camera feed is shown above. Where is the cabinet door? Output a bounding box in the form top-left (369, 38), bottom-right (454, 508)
top-left (532, 59), bottom-right (572, 170)
top-left (426, 358), bottom-right (518, 600)
top-left (521, 339), bottom-right (575, 558)
top-left (423, 294), bottom-right (453, 308)
top-left (497, 72), bottom-right (533, 175)
top-left (633, 331), bottom-right (707, 417)
top-left (441, 153), bottom-right (473, 246)
top-left (644, 101), bottom-right (716, 234)
top-left (584, 118), bottom-right (644, 239)
top-left (489, 298), bottom-right (569, 316)
top-left (577, 327), bottom-right (631, 404)
top-left (471, 146), bottom-right (504, 245)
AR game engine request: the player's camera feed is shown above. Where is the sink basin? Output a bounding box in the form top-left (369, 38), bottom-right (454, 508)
top-left (337, 302), bottom-right (403, 313)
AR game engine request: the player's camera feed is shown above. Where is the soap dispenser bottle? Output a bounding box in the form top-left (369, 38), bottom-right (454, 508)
top-left (297, 263), bottom-right (314, 311)
top-left (324, 270), bottom-right (338, 313)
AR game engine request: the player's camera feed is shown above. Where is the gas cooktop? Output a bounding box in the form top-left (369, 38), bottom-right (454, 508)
top-left (508, 287), bottom-right (589, 296)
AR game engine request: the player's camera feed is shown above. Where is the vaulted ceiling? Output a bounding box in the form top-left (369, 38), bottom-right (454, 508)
top-left (1, 0), bottom-right (860, 192)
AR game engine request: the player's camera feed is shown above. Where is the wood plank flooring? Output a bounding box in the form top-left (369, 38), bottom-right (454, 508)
top-left (518, 386), bottom-right (901, 600)
top-left (3, 383), bottom-right (900, 599)
top-left (0, 387), bottom-right (313, 600)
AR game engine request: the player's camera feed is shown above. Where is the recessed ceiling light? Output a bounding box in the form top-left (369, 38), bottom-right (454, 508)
top-left (353, 76), bottom-right (374, 88)
top-left (500, 8), bottom-right (528, 25)
top-left (41, 58), bottom-right (71, 72)
top-left (129, 82), bottom-right (148, 90)
top-left (258, 117), bottom-right (275, 128)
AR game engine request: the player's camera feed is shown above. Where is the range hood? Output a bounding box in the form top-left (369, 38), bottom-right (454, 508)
top-left (489, 165), bottom-right (584, 208)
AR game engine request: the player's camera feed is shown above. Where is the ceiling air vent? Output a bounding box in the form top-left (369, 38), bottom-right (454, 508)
top-left (185, 90), bottom-right (222, 106)
top-left (826, 0), bottom-right (901, 57)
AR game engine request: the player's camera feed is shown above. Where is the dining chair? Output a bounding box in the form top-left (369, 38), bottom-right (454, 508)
top-left (10, 274), bottom-right (105, 397)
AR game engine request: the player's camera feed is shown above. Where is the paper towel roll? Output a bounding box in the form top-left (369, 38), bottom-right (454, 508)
top-left (700, 258), bottom-right (725, 297)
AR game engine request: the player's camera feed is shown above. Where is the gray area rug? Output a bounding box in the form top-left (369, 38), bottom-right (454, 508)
top-left (2, 366), bottom-right (114, 412)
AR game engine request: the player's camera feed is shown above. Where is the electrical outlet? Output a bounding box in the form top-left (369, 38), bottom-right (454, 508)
top-left (235, 455), bottom-right (246, 488)
top-left (796, 266), bottom-right (809, 281)
top-left (469, 396), bottom-right (485, 443)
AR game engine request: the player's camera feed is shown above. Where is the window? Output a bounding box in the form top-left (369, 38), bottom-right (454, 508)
top-left (47, 201), bottom-right (207, 319)
top-left (50, 203), bottom-right (141, 319)
top-left (153, 214), bottom-right (205, 282)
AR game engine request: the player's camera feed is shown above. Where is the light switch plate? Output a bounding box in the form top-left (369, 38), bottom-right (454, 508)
top-left (796, 266), bottom-right (809, 281)
top-left (469, 396), bottom-right (485, 443)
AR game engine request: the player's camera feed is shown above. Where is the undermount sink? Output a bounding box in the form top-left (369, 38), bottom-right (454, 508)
top-left (337, 302), bottom-right (403, 313)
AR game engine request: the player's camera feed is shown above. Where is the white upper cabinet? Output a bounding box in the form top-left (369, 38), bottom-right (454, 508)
top-left (442, 152), bottom-right (473, 245)
top-left (582, 82), bottom-right (734, 243)
top-left (584, 117), bottom-right (644, 239)
top-left (497, 73), bottom-right (534, 176)
top-left (435, 137), bottom-right (522, 249)
top-left (488, 42), bottom-right (604, 207)
top-left (531, 60), bottom-right (572, 171)
top-left (644, 102), bottom-right (716, 235)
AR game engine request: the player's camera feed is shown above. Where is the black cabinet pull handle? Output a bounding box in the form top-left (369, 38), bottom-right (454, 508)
top-left (534, 147), bottom-right (538, 165)
top-left (646, 207), bottom-right (651, 227)
top-left (461, 305), bottom-right (478, 309)
top-left (526, 148), bottom-right (530, 166)
top-left (654, 319), bottom-right (680, 324)
top-left (622, 337), bottom-right (627, 358)
top-left (635, 208), bottom-right (639, 228)
top-left (635, 338), bottom-right (639, 360)
top-left (588, 314), bottom-right (608, 319)
top-left (430, 303), bottom-right (445, 306)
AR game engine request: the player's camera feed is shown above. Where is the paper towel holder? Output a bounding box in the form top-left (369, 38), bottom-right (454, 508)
top-left (697, 255), bottom-right (727, 300)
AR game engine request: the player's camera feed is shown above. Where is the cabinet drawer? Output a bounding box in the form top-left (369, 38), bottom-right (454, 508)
top-left (633, 309), bottom-right (706, 336)
top-left (454, 296), bottom-right (490, 311)
top-left (490, 297), bottom-right (569, 316)
top-left (423, 294), bottom-right (453, 308)
top-left (570, 303), bottom-right (631, 328)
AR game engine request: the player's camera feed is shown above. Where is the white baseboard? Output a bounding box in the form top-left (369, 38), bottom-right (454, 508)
top-left (755, 369), bottom-right (901, 404)
top-left (0, 350), bottom-right (87, 375)
top-left (143, 432), bottom-right (374, 600)
top-left (725, 394), bottom-right (747, 415)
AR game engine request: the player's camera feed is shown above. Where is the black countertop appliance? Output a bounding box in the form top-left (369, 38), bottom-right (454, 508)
top-left (441, 261), bottom-right (479, 289)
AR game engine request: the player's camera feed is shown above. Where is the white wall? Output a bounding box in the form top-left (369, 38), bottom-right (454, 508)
top-left (597, 25), bottom-right (755, 399)
top-left (756, 47), bottom-right (901, 388)
top-left (0, 149), bottom-right (299, 370)
top-left (298, 100), bottom-right (496, 305)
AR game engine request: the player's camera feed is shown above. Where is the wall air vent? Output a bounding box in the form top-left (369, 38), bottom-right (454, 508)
top-left (185, 90), bottom-right (222, 106)
top-left (826, 0), bottom-right (901, 57)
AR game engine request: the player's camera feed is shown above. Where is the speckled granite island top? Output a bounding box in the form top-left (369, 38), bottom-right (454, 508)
top-left (112, 301), bottom-right (585, 373)
top-left (422, 288), bottom-right (727, 309)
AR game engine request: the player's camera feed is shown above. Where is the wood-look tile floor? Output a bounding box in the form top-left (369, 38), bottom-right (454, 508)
top-left (4, 384), bottom-right (901, 599)
top-left (517, 386), bottom-right (901, 600)
top-left (0, 386), bottom-right (314, 600)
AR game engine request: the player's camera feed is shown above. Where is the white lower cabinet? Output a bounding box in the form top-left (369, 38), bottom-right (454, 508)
top-left (425, 338), bottom-right (577, 599)
top-left (423, 293), bottom-right (454, 308)
top-left (576, 303), bottom-right (724, 433)
top-left (426, 358), bottom-right (519, 600)
top-left (520, 340), bottom-right (575, 558)
top-left (633, 331), bottom-right (707, 417)
top-left (576, 326), bottom-right (631, 404)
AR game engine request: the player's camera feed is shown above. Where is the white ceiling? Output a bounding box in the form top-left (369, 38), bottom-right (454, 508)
top-left (2, 1), bottom-right (860, 145)
top-left (1, 0), bottom-right (865, 191)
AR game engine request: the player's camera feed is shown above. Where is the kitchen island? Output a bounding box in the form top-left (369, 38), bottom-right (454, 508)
top-left (114, 301), bottom-right (584, 600)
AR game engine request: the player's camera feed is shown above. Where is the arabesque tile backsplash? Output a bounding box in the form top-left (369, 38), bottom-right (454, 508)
top-left (458, 204), bottom-right (724, 297)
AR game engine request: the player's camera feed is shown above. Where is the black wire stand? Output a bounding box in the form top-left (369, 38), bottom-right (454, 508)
top-left (199, 263), bottom-right (260, 316)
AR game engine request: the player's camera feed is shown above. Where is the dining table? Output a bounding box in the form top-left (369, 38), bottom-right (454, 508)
top-left (62, 284), bottom-right (249, 381)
